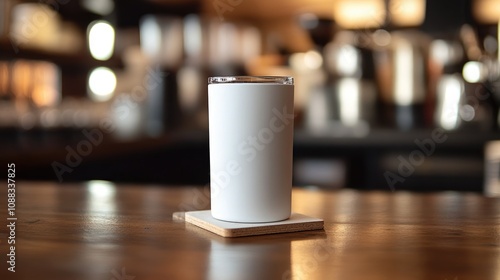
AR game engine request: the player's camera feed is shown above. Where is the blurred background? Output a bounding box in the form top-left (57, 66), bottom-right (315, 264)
top-left (1, 0), bottom-right (500, 193)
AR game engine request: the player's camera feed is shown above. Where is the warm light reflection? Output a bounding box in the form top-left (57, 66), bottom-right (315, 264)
top-left (88, 20), bottom-right (115, 61)
top-left (463, 61), bottom-right (485, 83)
top-left (84, 179), bottom-right (117, 274)
top-left (292, 189), bottom-right (323, 216)
top-left (11, 60), bottom-right (32, 99)
top-left (87, 180), bottom-right (117, 213)
top-left (333, 0), bottom-right (385, 29)
top-left (290, 238), bottom-right (324, 279)
top-left (290, 51), bottom-right (323, 71)
top-left (430, 40), bottom-right (463, 65)
top-left (389, 0), bottom-right (426, 26)
top-left (473, 0), bottom-right (500, 23)
top-left (304, 50), bottom-right (323, 70)
top-left (10, 4), bottom-right (59, 50)
top-left (393, 38), bottom-right (414, 106)
top-left (88, 180), bottom-right (115, 197)
top-left (336, 45), bottom-right (360, 76)
top-left (394, 191), bottom-right (413, 222)
top-left (338, 78), bottom-right (360, 126)
top-left (9, 60), bottom-right (61, 107)
top-left (32, 62), bottom-right (60, 107)
top-left (430, 40), bottom-right (448, 65)
top-left (88, 67), bottom-right (116, 102)
top-left (333, 189), bottom-right (359, 223)
top-left (437, 75), bottom-right (463, 130)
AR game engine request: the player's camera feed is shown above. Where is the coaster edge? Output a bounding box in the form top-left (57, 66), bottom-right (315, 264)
top-left (184, 210), bottom-right (324, 238)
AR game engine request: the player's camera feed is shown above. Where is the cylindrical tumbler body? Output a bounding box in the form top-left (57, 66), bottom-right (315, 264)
top-left (208, 76), bottom-right (294, 223)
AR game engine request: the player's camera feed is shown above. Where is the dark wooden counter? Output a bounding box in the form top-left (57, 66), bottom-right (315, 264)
top-left (1, 182), bottom-right (499, 280)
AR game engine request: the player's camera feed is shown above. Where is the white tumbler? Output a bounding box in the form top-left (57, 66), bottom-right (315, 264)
top-left (208, 76), bottom-right (294, 223)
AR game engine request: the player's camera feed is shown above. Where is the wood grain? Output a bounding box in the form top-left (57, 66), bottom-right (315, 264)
top-left (0, 182), bottom-right (499, 280)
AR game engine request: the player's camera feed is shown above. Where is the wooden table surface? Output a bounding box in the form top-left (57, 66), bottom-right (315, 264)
top-left (1, 182), bottom-right (499, 280)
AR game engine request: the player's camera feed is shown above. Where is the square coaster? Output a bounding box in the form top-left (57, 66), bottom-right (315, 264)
top-left (182, 210), bottom-right (324, 238)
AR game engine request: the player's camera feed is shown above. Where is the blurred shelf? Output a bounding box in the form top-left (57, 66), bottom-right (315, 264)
top-left (293, 128), bottom-right (493, 192)
top-left (0, 127), bottom-right (496, 191)
top-left (0, 128), bottom-right (210, 184)
top-left (294, 129), bottom-right (499, 151)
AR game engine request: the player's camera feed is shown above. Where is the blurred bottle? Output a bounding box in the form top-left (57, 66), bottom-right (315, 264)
top-left (312, 31), bottom-right (375, 136)
top-left (140, 15), bottom-right (183, 131)
top-left (458, 25), bottom-right (500, 131)
top-left (177, 15), bottom-right (210, 130)
top-left (428, 37), bottom-right (466, 131)
top-left (375, 31), bottom-right (429, 130)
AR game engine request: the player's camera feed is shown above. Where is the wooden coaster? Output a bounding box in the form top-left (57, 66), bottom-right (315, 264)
top-left (182, 210), bottom-right (324, 238)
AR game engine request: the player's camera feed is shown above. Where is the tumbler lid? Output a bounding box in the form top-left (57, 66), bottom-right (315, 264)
top-left (208, 76), bottom-right (293, 85)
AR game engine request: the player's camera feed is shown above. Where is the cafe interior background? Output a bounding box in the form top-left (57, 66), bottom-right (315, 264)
top-left (1, 0), bottom-right (500, 194)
